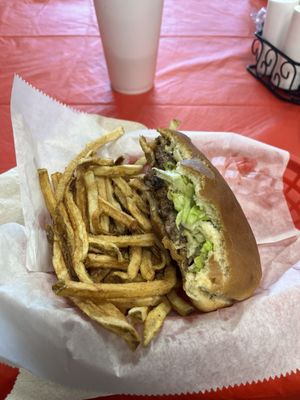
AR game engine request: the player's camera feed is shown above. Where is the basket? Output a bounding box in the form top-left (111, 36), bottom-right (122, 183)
top-left (247, 32), bottom-right (300, 105)
top-left (283, 155), bottom-right (300, 229)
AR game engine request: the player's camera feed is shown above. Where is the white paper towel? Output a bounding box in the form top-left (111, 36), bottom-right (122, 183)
top-left (0, 168), bottom-right (24, 225)
top-left (271, 5), bottom-right (300, 90)
top-left (257, 0), bottom-right (299, 76)
top-left (6, 368), bottom-right (101, 400)
top-left (1, 76), bottom-right (300, 395)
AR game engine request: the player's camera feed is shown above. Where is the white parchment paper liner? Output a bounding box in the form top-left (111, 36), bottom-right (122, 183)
top-left (0, 76), bottom-right (300, 396)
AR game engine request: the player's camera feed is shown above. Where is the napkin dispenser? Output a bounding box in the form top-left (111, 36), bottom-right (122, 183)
top-left (247, 31), bottom-right (300, 105)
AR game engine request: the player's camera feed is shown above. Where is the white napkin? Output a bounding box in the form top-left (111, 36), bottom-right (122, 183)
top-left (1, 76), bottom-right (300, 395)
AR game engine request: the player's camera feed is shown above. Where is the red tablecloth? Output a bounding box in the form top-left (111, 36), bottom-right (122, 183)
top-left (1, 0), bottom-right (300, 398)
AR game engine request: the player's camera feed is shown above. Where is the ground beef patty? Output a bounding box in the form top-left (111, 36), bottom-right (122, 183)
top-left (144, 137), bottom-right (187, 248)
top-left (153, 136), bottom-right (175, 169)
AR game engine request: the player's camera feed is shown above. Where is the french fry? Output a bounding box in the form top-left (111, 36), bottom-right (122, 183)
top-left (38, 168), bottom-right (75, 276)
top-left (96, 176), bottom-right (107, 203)
top-left (143, 298), bottom-right (172, 346)
top-left (105, 178), bottom-right (121, 210)
top-left (98, 196), bottom-right (138, 230)
top-left (89, 268), bottom-right (110, 283)
top-left (93, 164), bottom-right (143, 177)
top-left (129, 178), bottom-right (149, 193)
top-left (127, 197), bottom-right (152, 232)
top-left (167, 289), bottom-right (196, 316)
top-left (52, 234), bottom-right (71, 281)
top-left (74, 299), bottom-right (140, 351)
top-left (89, 241), bottom-right (124, 262)
top-left (84, 170), bottom-right (100, 234)
top-left (127, 247), bottom-right (142, 280)
top-left (113, 186), bottom-right (128, 210)
top-left (111, 177), bottom-right (131, 197)
top-left (128, 306), bottom-right (149, 323)
top-left (89, 233), bottom-right (156, 248)
top-left (73, 262), bottom-right (93, 283)
top-left (78, 157), bottom-right (115, 167)
top-left (132, 192), bottom-right (149, 215)
top-left (38, 169), bottom-right (56, 219)
top-left (140, 249), bottom-right (155, 281)
top-left (86, 254), bottom-right (128, 270)
top-left (104, 272), bottom-right (144, 284)
top-left (64, 187), bottom-right (92, 283)
top-left (54, 208), bottom-right (76, 277)
top-left (51, 172), bottom-right (62, 192)
top-left (109, 296), bottom-right (162, 309)
top-left (162, 236), bottom-right (184, 266)
top-left (152, 249), bottom-right (168, 271)
top-left (133, 194), bottom-right (149, 215)
top-left (64, 186), bottom-right (88, 260)
top-left (75, 169), bottom-right (89, 231)
top-left (145, 191), bottom-right (167, 239)
top-left (104, 271), bottom-right (131, 283)
top-left (139, 136), bottom-right (155, 167)
top-left (112, 177), bottom-right (149, 215)
top-left (53, 265), bottom-right (177, 299)
top-left (55, 127), bottom-right (124, 203)
top-left (105, 178), bottom-right (126, 234)
top-left (56, 202), bottom-right (75, 248)
top-left (96, 177), bottom-right (110, 233)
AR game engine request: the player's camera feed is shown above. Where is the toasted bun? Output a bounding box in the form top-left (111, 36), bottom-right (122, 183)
top-left (152, 128), bottom-right (262, 312)
top-left (190, 292), bottom-right (233, 312)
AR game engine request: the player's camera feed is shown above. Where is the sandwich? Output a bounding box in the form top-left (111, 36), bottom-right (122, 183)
top-left (141, 128), bottom-right (262, 312)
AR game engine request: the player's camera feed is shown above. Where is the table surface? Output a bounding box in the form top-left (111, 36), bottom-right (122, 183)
top-left (1, 0), bottom-right (300, 399)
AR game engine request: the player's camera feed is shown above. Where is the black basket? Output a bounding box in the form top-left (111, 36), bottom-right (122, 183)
top-left (247, 32), bottom-right (300, 105)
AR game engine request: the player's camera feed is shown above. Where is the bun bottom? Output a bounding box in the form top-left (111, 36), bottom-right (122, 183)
top-left (188, 290), bottom-right (233, 312)
top-left (162, 222), bottom-right (233, 312)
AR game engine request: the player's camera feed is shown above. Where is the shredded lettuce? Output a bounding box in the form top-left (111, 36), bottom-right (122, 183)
top-left (169, 192), bottom-right (187, 212)
top-left (153, 168), bottom-right (194, 197)
top-left (192, 240), bottom-right (213, 272)
top-left (183, 230), bottom-right (204, 258)
top-left (154, 166), bottom-right (214, 272)
top-left (185, 205), bottom-right (206, 225)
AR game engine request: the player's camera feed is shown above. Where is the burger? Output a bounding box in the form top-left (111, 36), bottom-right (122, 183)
top-left (141, 128), bottom-right (262, 312)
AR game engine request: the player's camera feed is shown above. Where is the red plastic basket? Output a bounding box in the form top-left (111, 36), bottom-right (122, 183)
top-left (283, 155), bottom-right (300, 230)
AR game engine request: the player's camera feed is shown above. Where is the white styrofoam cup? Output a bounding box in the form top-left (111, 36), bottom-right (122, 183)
top-left (93, 0), bottom-right (164, 94)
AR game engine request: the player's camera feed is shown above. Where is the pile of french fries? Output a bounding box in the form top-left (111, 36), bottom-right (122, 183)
top-left (38, 127), bottom-right (195, 350)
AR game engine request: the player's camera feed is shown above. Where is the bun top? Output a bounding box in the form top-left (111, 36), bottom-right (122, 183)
top-left (156, 128), bottom-right (262, 303)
